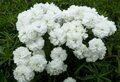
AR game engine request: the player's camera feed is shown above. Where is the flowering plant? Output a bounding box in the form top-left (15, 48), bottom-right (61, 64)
top-left (13, 3), bottom-right (116, 82)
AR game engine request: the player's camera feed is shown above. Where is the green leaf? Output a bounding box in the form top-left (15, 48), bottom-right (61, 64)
top-left (99, 71), bottom-right (112, 77)
top-left (76, 75), bottom-right (95, 80)
top-left (117, 56), bottom-right (120, 74)
top-left (0, 58), bottom-right (8, 66)
top-left (0, 46), bottom-right (5, 55)
top-left (74, 62), bottom-right (86, 75)
top-left (101, 77), bottom-right (112, 82)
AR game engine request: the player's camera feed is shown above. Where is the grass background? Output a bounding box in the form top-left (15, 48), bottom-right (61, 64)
top-left (0, 0), bottom-right (120, 82)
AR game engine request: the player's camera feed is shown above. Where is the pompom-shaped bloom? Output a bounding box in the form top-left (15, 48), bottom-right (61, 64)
top-left (61, 20), bottom-right (88, 49)
top-left (63, 77), bottom-right (76, 82)
top-left (61, 20), bottom-right (87, 39)
top-left (29, 21), bottom-right (48, 36)
top-left (13, 47), bottom-right (31, 65)
top-left (49, 28), bottom-right (66, 46)
top-left (28, 55), bottom-right (47, 72)
top-left (16, 10), bottom-right (35, 31)
top-left (92, 20), bottom-right (110, 38)
top-left (50, 47), bottom-right (67, 61)
top-left (16, 3), bottom-right (61, 31)
top-left (26, 37), bottom-right (44, 51)
top-left (80, 6), bottom-right (98, 29)
top-left (92, 16), bottom-right (116, 38)
top-left (18, 26), bottom-right (38, 43)
top-left (73, 44), bottom-right (88, 59)
top-left (66, 35), bottom-right (83, 49)
top-left (17, 3), bottom-right (61, 44)
top-left (13, 65), bottom-right (35, 82)
top-left (107, 21), bottom-right (116, 35)
top-left (84, 38), bottom-right (106, 62)
top-left (88, 38), bottom-right (106, 52)
top-left (31, 3), bottom-right (61, 30)
top-left (46, 59), bottom-right (67, 76)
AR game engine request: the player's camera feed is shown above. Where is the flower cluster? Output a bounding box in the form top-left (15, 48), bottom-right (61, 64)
top-left (13, 3), bottom-right (116, 82)
top-left (46, 47), bottom-right (68, 75)
top-left (13, 47), bottom-right (47, 82)
top-left (49, 5), bottom-right (116, 62)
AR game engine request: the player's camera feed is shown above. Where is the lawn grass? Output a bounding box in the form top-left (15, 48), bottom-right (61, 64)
top-left (0, 0), bottom-right (120, 82)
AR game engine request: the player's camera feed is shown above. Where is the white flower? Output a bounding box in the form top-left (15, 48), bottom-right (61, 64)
top-left (108, 21), bottom-right (116, 35)
top-left (63, 77), bottom-right (76, 82)
top-left (92, 16), bottom-right (116, 38)
top-left (46, 59), bottom-right (67, 75)
top-left (30, 3), bottom-right (45, 19)
top-left (14, 3), bottom-right (117, 81)
top-left (61, 20), bottom-right (88, 49)
top-left (63, 20), bottom-right (88, 39)
top-left (46, 3), bottom-right (61, 14)
top-left (81, 6), bottom-right (99, 29)
top-left (73, 44), bottom-right (88, 59)
top-left (102, 19), bottom-right (117, 35)
top-left (16, 10), bottom-right (35, 31)
top-left (88, 38), bottom-right (106, 52)
top-left (92, 21), bottom-right (110, 38)
top-left (84, 38), bottom-right (106, 62)
top-left (82, 13), bottom-right (98, 29)
top-left (28, 55), bottom-right (47, 72)
top-left (13, 47), bottom-right (31, 65)
top-left (17, 3), bottom-right (62, 44)
top-left (13, 65), bottom-right (35, 82)
top-left (18, 26), bottom-right (38, 43)
top-left (66, 34), bottom-right (83, 49)
top-left (50, 47), bottom-right (67, 61)
top-left (29, 21), bottom-right (48, 36)
top-left (49, 28), bottom-right (66, 46)
top-left (26, 37), bottom-right (44, 51)
top-left (32, 3), bottom-right (61, 30)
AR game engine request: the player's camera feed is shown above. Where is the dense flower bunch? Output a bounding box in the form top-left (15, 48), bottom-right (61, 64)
top-left (13, 3), bottom-right (116, 82)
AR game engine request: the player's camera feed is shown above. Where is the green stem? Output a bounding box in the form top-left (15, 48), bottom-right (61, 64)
top-left (53, 76), bottom-right (56, 82)
top-left (48, 75), bottom-right (52, 82)
top-left (74, 62), bottom-right (86, 75)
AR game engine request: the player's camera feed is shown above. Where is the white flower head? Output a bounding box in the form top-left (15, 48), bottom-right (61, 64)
top-left (50, 47), bottom-right (67, 61)
top-left (14, 3), bottom-right (117, 81)
top-left (81, 7), bottom-right (98, 29)
top-left (74, 44), bottom-right (88, 59)
top-left (13, 47), bottom-right (31, 65)
top-left (16, 10), bottom-right (35, 31)
top-left (88, 38), bottom-right (106, 52)
top-left (92, 16), bottom-right (116, 38)
top-left (92, 21), bottom-right (110, 38)
top-left (84, 38), bottom-right (106, 62)
top-left (26, 37), bottom-right (44, 51)
top-left (63, 77), bottom-right (76, 82)
top-left (49, 28), bottom-right (66, 46)
top-left (13, 65), bottom-right (35, 82)
top-left (61, 20), bottom-right (88, 49)
top-left (28, 55), bottom-right (47, 72)
top-left (30, 21), bottom-right (48, 36)
top-left (46, 59), bottom-right (67, 76)
top-left (18, 26), bottom-right (38, 43)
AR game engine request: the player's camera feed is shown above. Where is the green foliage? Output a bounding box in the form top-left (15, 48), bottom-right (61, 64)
top-left (0, 0), bottom-right (120, 82)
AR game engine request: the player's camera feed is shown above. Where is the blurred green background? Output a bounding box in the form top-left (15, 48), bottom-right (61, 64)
top-left (0, 0), bottom-right (120, 82)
